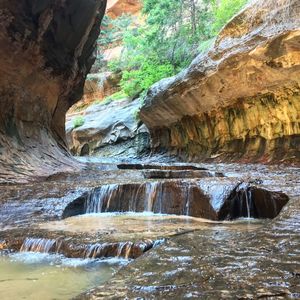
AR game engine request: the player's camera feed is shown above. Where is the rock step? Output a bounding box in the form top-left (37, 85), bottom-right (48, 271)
top-left (2, 236), bottom-right (160, 260)
top-left (117, 163), bottom-right (208, 171)
top-left (63, 180), bottom-right (289, 221)
top-left (142, 170), bottom-right (224, 179)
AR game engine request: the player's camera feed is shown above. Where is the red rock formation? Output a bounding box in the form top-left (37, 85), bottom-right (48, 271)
top-left (107, 0), bottom-right (141, 19)
top-left (140, 0), bottom-right (300, 163)
top-left (0, 0), bottom-right (107, 183)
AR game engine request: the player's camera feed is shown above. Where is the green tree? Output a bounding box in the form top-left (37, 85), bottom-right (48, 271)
top-left (97, 0), bottom-right (249, 99)
top-left (212, 0), bottom-right (248, 34)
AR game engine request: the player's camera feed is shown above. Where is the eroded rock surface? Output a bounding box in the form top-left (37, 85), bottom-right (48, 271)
top-left (0, 0), bottom-right (107, 183)
top-left (66, 99), bottom-right (150, 157)
top-left (140, 0), bottom-right (300, 163)
top-left (107, 0), bottom-right (141, 19)
top-left (62, 178), bottom-right (288, 221)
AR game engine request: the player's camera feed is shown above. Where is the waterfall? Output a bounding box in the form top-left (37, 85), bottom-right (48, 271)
top-left (85, 242), bottom-right (134, 259)
top-left (85, 185), bottom-right (118, 213)
top-left (245, 188), bottom-right (251, 218)
top-left (116, 242), bottom-right (133, 259)
top-left (84, 243), bottom-right (108, 259)
top-left (76, 181), bottom-right (197, 216)
top-left (244, 188), bottom-right (254, 219)
top-left (185, 183), bottom-right (191, 216)
top-left (144, 182), bottom-right (160, 212)
top-left (20, 238), bottom-right (56, 253)
top-left (130, 184), bottom-right (143, 212)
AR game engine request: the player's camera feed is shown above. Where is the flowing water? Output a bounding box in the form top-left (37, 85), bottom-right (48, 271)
top-left (40, 212), bottom-right (264, 241)
top-left (0, 161), bottom-right (299, 298)
top-left (0, 253), bottom-right (127, 300)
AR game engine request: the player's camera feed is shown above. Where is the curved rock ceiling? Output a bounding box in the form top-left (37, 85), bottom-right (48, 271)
top-left (0, 0), bottom-right (107, 183)
top-left (140, 0), bottom-right (300, 163)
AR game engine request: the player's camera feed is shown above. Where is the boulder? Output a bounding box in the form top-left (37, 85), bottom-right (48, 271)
top-left (218, 184), bottom-right (290, 220)
top-left (67, 99), bottom-right (150, 157)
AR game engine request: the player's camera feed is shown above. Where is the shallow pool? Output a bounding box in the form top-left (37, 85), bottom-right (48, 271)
top-left (0, 252), bottom-right (128, 300)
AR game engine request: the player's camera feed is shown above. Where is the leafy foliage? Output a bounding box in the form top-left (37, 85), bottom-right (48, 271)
top-left (97, 0), bottom-right (248, 98)
top-left (73, 116), bottom-right (85, 128)
top-left (120, 57), bottom-right (174, 97)
top-left (212, 0), bottom-right (248, 34)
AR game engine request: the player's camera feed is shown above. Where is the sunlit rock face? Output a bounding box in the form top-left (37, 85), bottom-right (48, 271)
top-left (140, 0), bottom-right (300, 163)
top-left (0, 0), bottom-right (107, 183)
top-left (107, 0), bottom-right (141, 19)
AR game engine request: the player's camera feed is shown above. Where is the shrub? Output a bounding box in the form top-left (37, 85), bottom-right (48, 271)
top-left (108, 59), bottom-right (122, 73)
top-left (93, 0), bottom-right (249, 100)
top-left (73, 116), bottom-right (85, 128)
top-left (212, 0), bottom-right (248, 34)
top-left (120, 58), bottom-right (175, 97)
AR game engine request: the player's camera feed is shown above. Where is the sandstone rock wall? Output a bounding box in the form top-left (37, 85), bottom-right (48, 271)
top-left (66, 99), bottom-right (150, 157)
top-left (140, 0), bottom-right (300, 163)
top-left (107, 0), bottom-right (141, 19)
top-left (0, 0), bottom-right (107, 183)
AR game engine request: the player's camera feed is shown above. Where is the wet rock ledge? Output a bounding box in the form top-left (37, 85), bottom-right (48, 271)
top-left (0, 162), bottom-right (291, 261)
top-left (0, 0), bottom-right (107, 183)
top-left (140, 0), bottom-right (300, 163)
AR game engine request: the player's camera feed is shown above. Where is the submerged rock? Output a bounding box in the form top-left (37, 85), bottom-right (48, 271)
top-left (140, 0), bottom-right (300, 163)
top-left (0, 0), bottom-right (107, 183)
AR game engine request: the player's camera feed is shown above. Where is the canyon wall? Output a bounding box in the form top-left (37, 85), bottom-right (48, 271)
top-left (0, 0), bottom-right (107, 183)
top-left (140, 0), bottom-right (300, 163)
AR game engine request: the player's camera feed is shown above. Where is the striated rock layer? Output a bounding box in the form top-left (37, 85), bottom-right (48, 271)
top-left (0, 0), bottom-right (107, 183)
top-left (140, 0), bottom-right (300, 163)
top-left (66, 99), bottom-right (149, 157)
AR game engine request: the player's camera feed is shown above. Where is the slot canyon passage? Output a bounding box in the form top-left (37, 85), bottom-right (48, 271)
top-left (0, 0), bottom-right (300, 299)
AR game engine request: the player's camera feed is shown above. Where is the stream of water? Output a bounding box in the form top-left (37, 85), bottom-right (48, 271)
top-left (0, 253), bottom-right (127, 300)
top-left (0, 161), bottom-right (298, 298)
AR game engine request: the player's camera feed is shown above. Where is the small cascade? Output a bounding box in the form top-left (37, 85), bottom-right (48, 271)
top-left (153, 239), bottom-right (165, 248)
top-left (143, 182), bottom-right (161, 212)
top-left (245, 189), bottom-right (250, 218)
top-left (244, 188), bottom-right (254, 218)
top-left (64, 180), bottom-right (241, 219)
top-left (116, 242), bottom-right (133, 259)
top-left (218, 183), bottom-right (290, 220)
top-left (236, 184), bottom-right (255, 218)
top-left (85, 242), bottom-right (136, 259)
top-left (130, 184), bottom-right (143, 212)
top-left (85, 185), bottom-right (118, 213)
top-left (84, 243), bottom-right (108, 259)
top-left (230, 183), bottom-right (256, 219)
top-left (20, 238), bottom-right (56, 253)
top-left (184, 183), bottom-right (191, 216)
